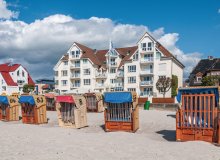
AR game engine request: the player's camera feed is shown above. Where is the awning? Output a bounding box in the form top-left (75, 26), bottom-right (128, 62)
top-left (177, 87), bottom-right (219, 104)
top-left (45, 93), bottom-right (55, 99)
top-left (19, 96), bottom-right (35, 105)
top-left (56, 95), bottom-right (74, 103)
top-left (0, 96), bottom-right (9, 105)
top-left (104, 92), bottom-right (132, 103)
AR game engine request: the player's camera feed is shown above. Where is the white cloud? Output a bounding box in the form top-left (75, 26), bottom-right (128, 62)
top-left (0, 1), bottom-right (203, 80)
top-left (218, 8), bottom-right (220, 13)
top-left (0, 0), bottom-right (19, 19)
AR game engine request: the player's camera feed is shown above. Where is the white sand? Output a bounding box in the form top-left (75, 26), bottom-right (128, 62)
top-left (0, 109), bottom-right (220, 160)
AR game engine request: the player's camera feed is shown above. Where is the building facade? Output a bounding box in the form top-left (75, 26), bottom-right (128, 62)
top-left (189, 56), bottom-right (220, 86)
top-left (54, 32), bottom-right (184, 98)
top-left (0, 63), bottom-right (35, 95)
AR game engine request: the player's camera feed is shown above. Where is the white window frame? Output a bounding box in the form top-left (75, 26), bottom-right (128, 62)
top-left (128, 65), bottom-right (136, 72)
top-left (83, 69), bottom-right (91, 75)
top-left (84, 79), bottom-right (91, 85)
top-left (128, 76), bottom-right (136, 83)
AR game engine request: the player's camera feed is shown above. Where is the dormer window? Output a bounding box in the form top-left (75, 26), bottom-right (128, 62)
top-left (63, 61), bottom-right (68, 65)
top-left (133, 52), bottom-right (139, 61)
top-left (71, 50), bottom-right (80, 58)
top-left (141, 43), bottom-right (146, 51)
top-left (148, 42), bottom-right (152, 51)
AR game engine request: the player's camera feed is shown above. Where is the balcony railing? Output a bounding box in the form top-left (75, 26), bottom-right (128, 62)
top-left (108, 62), bottom-right (117, 67)
top-left (140, 69), bottom-right (153, 75)
top-left (140, 91), bottom-right (153, 97)
top-left (70, 64), bottom-right (80, 69)
top-left (95, 83), bottom-right (105, 88)
top-left (72, 84), bottom-right (80, 88)
top-left (140, 57), bottom-right (153, 63)
top-left (116, 71), bottom-right (124, 78)
top-left (71, 55), bottom-right (80, 59)
top-left (142, 47), bottom-right (153, 52)
top-left (140, 81), bottom-right (153, 86)
top-left (95, 73), bottom-right (107, 78)
top-left (71, 74), bottom-right (80, 78)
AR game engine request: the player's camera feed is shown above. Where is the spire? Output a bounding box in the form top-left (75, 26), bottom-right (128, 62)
top-left (109, 39), bottom-right (113, 51)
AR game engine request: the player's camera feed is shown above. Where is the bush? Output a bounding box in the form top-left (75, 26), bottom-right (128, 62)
top-left (171, 75), bottom-right (178, 97)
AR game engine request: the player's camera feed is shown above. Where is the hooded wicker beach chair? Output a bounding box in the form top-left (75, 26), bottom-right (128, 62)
top-left (83, 92), bottom-right (104, 112)
top-left (0, 95), bottom-right (19, 121)
top-left (103, 91), bottom-right (139, 132)
top-left (56, 94), bottom-right (87, 128)
top-left (176, 86), bottom-right (220, 144)
top-left (19, 95), bottom-right (47, 124)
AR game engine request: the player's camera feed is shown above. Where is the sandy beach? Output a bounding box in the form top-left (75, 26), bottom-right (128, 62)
top-left (0, 109), bottom-right (220, 160)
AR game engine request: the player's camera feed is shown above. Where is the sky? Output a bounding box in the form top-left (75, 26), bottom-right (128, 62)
top-left (0, 0), bottom-right (220, 80)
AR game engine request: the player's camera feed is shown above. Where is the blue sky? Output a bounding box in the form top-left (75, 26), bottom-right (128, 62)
top-left (0, 0), bottom-right (220, 79)
top-left (8, 0), bottom-right (220, 56)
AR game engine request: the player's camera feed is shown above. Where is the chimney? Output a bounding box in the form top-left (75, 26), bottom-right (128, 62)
top-left (208, 56), bottom-right (213, 60)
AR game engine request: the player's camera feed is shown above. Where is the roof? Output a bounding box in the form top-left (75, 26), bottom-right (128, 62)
top-left (191, 58), bottom-right (220, 75)
top-left (116, 46), bottom-right (138, 68)
top-left (1, 72), bottom-right (17, 86)
top-left (61, 54), bottom-right (69, 61)
top-left (28, 74), bottom-right (35, 86)
top-left (76, 42), bottom-right (102, 66)
top-left (0, 63), bottom-right (20, 72)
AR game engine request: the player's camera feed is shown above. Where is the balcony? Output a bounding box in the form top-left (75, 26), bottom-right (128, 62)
top-left (70, 55), bottom-right (80, 59)
top-left (140, 69), bottom-right (153, 75)
top-left (141, 47), bottom-right (153, 52)
top-left (140, 91), bottom-right (153, 97)
top-left (71, 84), bottom-right (80, 88)
top-left (116, 71), bottom-right (124, 78)
top-left (95, 73), bottom-right (107, 79)
top-left (71, 74), bottom-right (80, 79)
top-left (108, 62), bottom-right (117, 67)
top-left (140, 81), bottom-right (153, 86)
top-left (95, 83), bottom-right (105, 88)
top-left (70, 64), bottom-right (80, 69)
top-left (140, 57), bottom-right (153, 64)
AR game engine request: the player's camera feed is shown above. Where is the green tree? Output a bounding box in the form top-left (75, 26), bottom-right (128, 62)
top-left (201, 75), bottom-right (220, 86)
top-left (171, 75), bottom-right (178, 97)
top-left (23, 84), bottom-right (35, 93)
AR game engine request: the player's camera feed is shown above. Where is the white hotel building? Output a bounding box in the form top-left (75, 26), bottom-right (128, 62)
top-left (54, 32), bottom-right (184, 98)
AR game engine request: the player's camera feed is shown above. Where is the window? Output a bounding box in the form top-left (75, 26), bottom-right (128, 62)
top-left (110, 68), bottom-right (116, 73)
top-left (110, 58), bottom-right (116, 66)
top-left (55, 80), bottom-right (59, 85)
top-left (128, 65), bottom-right (136, 72)
top-left (17, 70), bottom-right (19, 76)
top-left (61, 80), bottom-right (68, 86)
top-left (63, 61), bottom-right (68, 65)
top-left (197, 77), bottom-right (202, 82)
top-left (83, 59), bottom-right (88, 64)
top-left (83, 69), bottom-right (90, 75)
top-left (75, 61), bottom-right (80, 67)
top-left (22, 71), bottom-right (25, 77)
top-left (128, 88), bottom-right (136, 91)
top-left (141, 43), bottom-right (146, 51)
top-left (133, 53), bottom-right (139, 61)
top-left (110, 79), bottom-right (116, 84)
top-left (55, 71), bottom-right (59, 76)
top-left (148, 42), bottom-right (152, 50)
top-left (84, 79), bottom-right (91, 85)
top-left (75, 80), bottom-right (80, 87)
top-left (72, 50), bottom-right (80, 58)
top-left (61, 70), bottom-right (68, 76)
top-left (128, 77), bottom-right (136, 83)
top-left (159, 75), bottom-right (166, 79)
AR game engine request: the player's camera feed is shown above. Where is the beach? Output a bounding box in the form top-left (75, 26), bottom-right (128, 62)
top-left (0, 109), bottom-right (219, 160)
